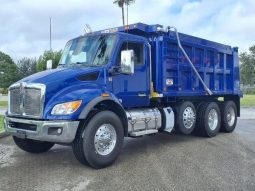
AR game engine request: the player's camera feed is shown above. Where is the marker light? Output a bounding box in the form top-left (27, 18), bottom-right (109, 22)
top-left (51, 100), bottom-right (82, 115)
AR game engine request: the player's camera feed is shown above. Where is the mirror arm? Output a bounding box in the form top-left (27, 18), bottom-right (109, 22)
top-left (109, 66), bottom-right (121, 76)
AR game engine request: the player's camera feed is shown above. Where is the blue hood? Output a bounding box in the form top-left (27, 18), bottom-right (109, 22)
top-left (20, 67), bottom-right (102, 85)
top-left (19, 66), bottom-right (105, 107)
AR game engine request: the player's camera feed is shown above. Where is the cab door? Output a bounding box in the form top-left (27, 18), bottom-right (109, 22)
top-left (112, 41), bottom-right (150, 108)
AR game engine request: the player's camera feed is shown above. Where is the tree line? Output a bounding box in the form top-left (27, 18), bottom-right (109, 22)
top-left (240, 45), bottom-right (255, 86)
top-left (0, 50), bottom-right (62, 93)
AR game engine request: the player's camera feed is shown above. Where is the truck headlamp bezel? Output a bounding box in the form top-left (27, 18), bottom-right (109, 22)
top-left (51, 100), bottom-right (82, 115)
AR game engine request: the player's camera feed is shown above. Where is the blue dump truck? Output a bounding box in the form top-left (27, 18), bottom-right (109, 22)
top-left (4, 23), bottom-right (242, 168)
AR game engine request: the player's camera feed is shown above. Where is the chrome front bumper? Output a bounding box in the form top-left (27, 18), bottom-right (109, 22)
top-left (4, 116), bottom-right (80, 143)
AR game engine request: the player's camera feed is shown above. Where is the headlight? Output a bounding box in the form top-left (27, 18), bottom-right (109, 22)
top-left (51, 100), bottom-right (82, 115)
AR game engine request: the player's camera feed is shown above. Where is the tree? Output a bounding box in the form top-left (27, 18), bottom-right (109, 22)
top-left (113, 0), bottom-right (135, 26)
top-left (240, 45), bottom-right (255, 85)
top-left (0, 51), bottom-right (19, 88)
top-left (37, 50), bottom-right (62, 72)
top-left (17, 57), bottom-right (37, 79)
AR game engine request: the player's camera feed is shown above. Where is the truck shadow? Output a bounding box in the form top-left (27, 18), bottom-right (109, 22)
top-left (1, 131), bottom-right (222, 170)
top-left (122, 132), bottom-right (202, 155)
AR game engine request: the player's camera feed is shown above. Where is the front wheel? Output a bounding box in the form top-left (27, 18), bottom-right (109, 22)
top-left (72, 111), bottom-right (124, 169)
top-left (13, 136), bottom-right (55, 153)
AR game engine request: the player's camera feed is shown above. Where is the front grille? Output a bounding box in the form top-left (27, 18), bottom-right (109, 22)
top-left (24, 88), bottom-right (42, 116)
top-left (9, 83), bottom-right (45, 118)
top-left (10, 88), bottom-right (21, 114)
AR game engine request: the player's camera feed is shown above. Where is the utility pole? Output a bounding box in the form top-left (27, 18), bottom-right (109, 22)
top-left (47, 18), bottom-right (53, 70)
top-left (126, 1), bottom-right (128, 27)
top-left (50, 17), bottom-right (52, 50)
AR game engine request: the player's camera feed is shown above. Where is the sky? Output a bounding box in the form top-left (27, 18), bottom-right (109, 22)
top-left (0, 0), bottom-right (254, 61)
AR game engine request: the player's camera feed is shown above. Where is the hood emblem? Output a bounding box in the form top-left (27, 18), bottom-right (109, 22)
top-left (20, 82), bottom-right (25, 94)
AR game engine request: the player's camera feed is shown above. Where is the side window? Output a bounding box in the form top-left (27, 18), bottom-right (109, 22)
top-left (117, 42), bottom-right (144, 66)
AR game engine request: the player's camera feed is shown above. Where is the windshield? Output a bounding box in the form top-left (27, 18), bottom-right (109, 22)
top-left (59, 34), bottom-right (116, 67)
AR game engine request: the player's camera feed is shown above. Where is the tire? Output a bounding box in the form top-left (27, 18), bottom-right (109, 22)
top-left (72, 111), bottom-right (124, 169)
top-left (13, 136), bottom-right (54, 153)
top-left (175, 101), bottom-right (196, 135)
top-left (220, 101), bottom-right (237, 133)
top-left (196, 102), bottom-right (221, 137)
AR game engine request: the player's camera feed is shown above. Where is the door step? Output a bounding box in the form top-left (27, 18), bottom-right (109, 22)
top-left (129, 129), bottom-right (158, 137)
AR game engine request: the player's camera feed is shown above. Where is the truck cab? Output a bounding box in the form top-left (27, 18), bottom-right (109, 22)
top-left (4, 23), bottom-right (241, 169)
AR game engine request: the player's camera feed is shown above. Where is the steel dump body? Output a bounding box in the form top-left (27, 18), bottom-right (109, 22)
top-left (112, 23), bottom-right (241, 98)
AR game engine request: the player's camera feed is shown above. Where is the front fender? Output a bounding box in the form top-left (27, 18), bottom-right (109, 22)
top-left (44, 84), bottom-right (103, 120)
top-left (78, 95), bottom-right (122, 120)
top-left (44, 84), bottom-right (122, 120)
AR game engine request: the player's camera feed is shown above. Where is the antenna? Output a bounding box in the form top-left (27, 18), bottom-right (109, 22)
top-left (50, 17), bottom-right (52, 50)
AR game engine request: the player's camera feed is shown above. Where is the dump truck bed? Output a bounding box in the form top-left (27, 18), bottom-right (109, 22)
top-left (151, 31), bottom-right (241, 97)
top-left (96, 23), bottom-right (242, 97)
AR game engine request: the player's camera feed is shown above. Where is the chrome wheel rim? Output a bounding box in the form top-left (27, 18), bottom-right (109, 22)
top-left (183, 107), bottom-right (196, 129)
top-left (208, 109), bottom-right (218, 131)
top-left (227, 107), bottom-right (235, 126)
top-left (94, 124), bottom-right (117, 156)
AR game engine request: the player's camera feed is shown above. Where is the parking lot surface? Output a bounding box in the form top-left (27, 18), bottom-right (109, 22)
top-left (0, 119), bottom-right (255, 191)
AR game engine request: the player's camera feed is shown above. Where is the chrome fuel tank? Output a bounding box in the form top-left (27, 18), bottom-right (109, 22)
top-left (126, 108), bottom-right (162, 133)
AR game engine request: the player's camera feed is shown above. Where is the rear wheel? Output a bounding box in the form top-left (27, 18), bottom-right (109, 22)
top-left (196, 102), bottom-right (221, 137)
top-left (72, 111), bottom-right (124, 169)
top-left (220, 101), bottom-right (237, 133)
top-left (175, 101), bottom-right (196, 135)
top-left (13, 136), bottom-right (54, 153)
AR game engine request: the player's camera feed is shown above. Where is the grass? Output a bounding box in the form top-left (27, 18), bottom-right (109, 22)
top-left (0, 101), bottom-right (8, 107)
top-left (0, 116), bottom-right (4, 133)
top-left (241, 94), bottom-right (255, 107)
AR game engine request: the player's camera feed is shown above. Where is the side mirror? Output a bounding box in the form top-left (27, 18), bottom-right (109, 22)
top-left (120, 50), bottom-right (134, 75)
top-left (46, 60), bottom-right (53, 70)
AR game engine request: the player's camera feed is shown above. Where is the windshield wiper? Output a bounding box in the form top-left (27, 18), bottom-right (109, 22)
top-left (58, 63), bottom-right (83, 66)
top-left (85, 64), bottom-right (103, 67)
top-left (70, 62), bottom-right (103, 67)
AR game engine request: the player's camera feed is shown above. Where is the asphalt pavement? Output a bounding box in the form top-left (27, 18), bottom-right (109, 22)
top-left (0, 119), bottom-right (255, 191)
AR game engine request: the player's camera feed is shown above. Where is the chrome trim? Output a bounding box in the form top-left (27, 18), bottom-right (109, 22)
top-left (129, 129), bottom-right (158, 137)
top-left (8, 82), bottom-right (46, 119)
top-left (183, 106), bottom-right (195, 129)
top-left (208, 109), bottom-right (219, 131)
top-left (126, 108), bottom-right (162, 135)
top-left (227, 106), bottom-right (235, 126)
top-left (4, 116), bottom-right (79, 143)
top-left (162, 107), bottom-right (175, 133)
top-left (94, 124), bottom-right (117, 155)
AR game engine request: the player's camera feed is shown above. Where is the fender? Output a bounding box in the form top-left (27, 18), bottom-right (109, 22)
top-left (78, 95), bottom-right (124, 120)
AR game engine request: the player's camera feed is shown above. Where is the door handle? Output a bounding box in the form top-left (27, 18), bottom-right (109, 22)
top-left (138, 93), bottom-right (147, 97)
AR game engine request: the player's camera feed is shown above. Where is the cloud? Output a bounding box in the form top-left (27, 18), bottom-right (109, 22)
top-left (0, 0), bottom-right (254, 61)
